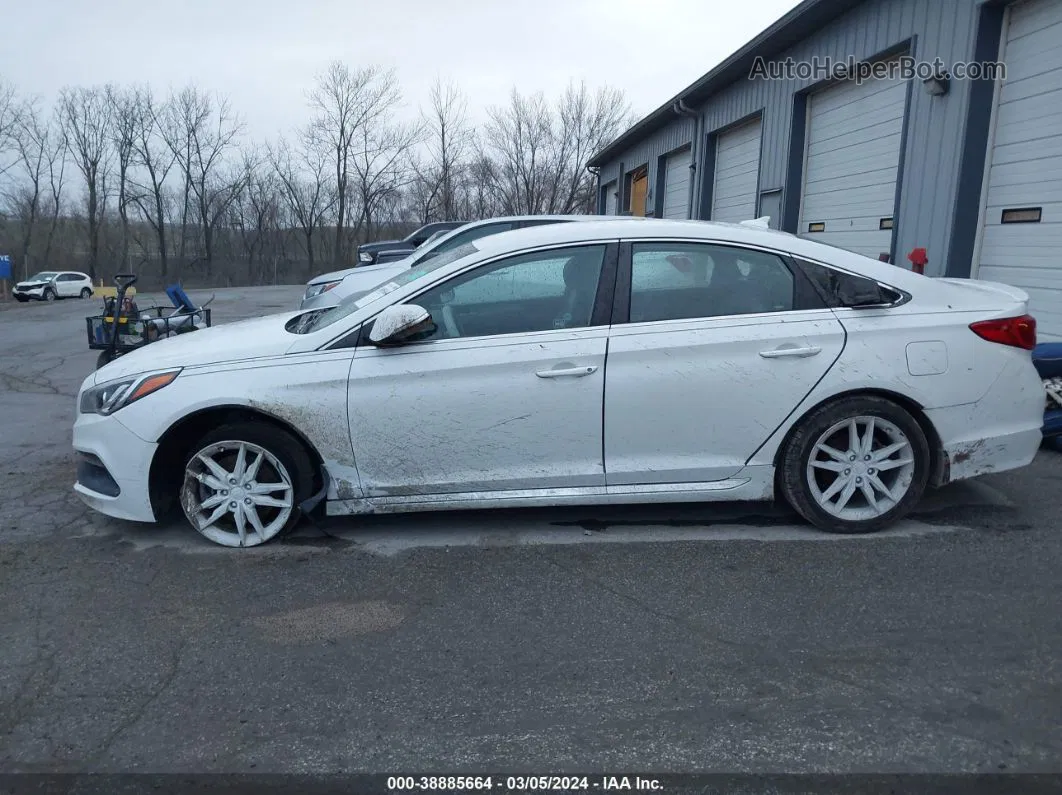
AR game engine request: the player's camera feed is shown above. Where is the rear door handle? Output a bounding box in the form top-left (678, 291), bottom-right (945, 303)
top-left (536, 365), bottom-right (599, 378)
top-left (759, 346), bottom-right (822, 359)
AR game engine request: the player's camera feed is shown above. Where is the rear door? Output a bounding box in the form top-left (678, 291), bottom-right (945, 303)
top-left (603, 240), bottom-right (846, 485)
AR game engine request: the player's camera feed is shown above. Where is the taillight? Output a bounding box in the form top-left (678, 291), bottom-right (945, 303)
top-left (969, 314), bottom-right (1037, 350)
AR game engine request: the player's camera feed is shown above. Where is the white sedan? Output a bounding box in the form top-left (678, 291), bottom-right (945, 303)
top-left (72, 219), bottom-right (1044, 547)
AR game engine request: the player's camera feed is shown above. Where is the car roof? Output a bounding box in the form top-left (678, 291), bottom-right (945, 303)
top-left (467, 217), bottom-right (922, 289)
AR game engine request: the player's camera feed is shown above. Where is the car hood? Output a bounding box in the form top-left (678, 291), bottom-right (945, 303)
top-left (308, 266), bottom-right (358, 286)
top-left (359, 239), bottom-right (409, 254)
top-left (15, 280), bottom-right (49, 289)
top-left (90, 311), bottom-right (306, 385)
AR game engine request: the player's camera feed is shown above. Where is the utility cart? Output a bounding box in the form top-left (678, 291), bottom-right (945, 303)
top-left (86, 274), bottom-right (214, 369)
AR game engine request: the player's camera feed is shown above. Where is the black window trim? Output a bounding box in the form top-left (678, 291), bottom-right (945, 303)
top-left (612, 237), bottom-right (828, 327)
top-left (333, 240), bottom-right (621, 350)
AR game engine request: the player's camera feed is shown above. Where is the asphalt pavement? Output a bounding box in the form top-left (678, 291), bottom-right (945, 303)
top-left (1, 287), bottom-right (1060, 775)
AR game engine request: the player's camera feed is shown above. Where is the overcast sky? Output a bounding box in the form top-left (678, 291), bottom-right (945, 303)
top-left (6, 0), bottom-right (802, 138)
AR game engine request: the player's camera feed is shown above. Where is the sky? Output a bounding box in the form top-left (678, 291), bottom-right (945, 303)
top-left (3, 0), bottom-right (802, 140)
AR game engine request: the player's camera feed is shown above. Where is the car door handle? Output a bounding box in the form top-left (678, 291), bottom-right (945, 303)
top-left (535, 365), bottom-right (599, 378)
top-left (759, 346), bottom-right (822, 359)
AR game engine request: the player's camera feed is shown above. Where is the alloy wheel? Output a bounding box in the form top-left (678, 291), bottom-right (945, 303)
top-left (181, 440), bottom-right (295, 547)
top-left (805, 415), bottom-right (916, 522)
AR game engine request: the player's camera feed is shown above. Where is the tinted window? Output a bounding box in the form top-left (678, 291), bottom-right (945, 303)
top-left (410, 245), bottom-right (606, 341)
top-left (519, 219), bottom-right (567, 229)
top-left (629, 242), bottom-right (795, 323)
top-left (796, 259), bottom-right (902, 308)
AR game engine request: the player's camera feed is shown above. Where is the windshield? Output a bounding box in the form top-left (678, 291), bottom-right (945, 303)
top-left (28, 272), bottom-right (57, 282)
top-left (294, 242), bottom-right (480, 334)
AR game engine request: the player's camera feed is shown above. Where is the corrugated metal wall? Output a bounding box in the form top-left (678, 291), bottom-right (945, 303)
top-left (597, 118), bottom-right (696, 214)
top-left (596, 0), bottom-right (986, 275)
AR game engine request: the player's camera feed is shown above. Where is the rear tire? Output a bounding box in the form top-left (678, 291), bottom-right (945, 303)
top-left (179, 422), bottom-right (314, 548)
top-left (779, 396), bottom-right (931, 534)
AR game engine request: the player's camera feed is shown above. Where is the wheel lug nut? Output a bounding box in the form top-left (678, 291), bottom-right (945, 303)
top-left (844, 469), bottom-right (851, 475)
top-left (229, 501), bottom-right (237, 509)
top-left (221, 490), bottom-right (228, 496)
top-left (244, 497), bottom-right (252, 504)
top-left (868, 468), bottom-right (876, 474)
top-left (849, 455), bottom-right (856, 461)
top-left (864, 455), bottom-right (871, 461)
top-left (229, 478), bottom-right (236, 485)
top-left (856, 477), bottom-right (863, 484)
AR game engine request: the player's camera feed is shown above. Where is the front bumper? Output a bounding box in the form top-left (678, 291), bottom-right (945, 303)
top-left (13, 286), bottom-right (46, 300)
top-left (72, 411), bottom-right (158, 523)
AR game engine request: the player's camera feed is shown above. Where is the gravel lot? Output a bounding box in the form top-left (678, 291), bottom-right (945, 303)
top-left (1, 287), bottom-right (1060, 775)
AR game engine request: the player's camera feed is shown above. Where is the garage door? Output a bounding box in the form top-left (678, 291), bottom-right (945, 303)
top-left (799, 59), bottom-right (908, 259)
top-left (975, 0), bottom-right (1062, 340)
top-left (604, 181), bottom-right (617, 215)
top-left (711, 120), bottom-right (761, 223)
top-left (662, 147), bottom-right (691, 219)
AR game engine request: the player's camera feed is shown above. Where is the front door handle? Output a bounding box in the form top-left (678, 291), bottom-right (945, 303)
top-left (759, 346), bottom-right (822, 359)
top-left (536, 365), bottom-right (599, 378)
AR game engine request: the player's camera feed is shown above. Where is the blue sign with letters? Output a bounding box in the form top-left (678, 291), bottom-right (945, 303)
top-left (0, 255), bottom-right (11, 280)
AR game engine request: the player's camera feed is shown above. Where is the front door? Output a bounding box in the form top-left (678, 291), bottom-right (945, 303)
top-left (348, 243), bottom-right (615, 496)
top-left (604, 240), bottom-right (846, 485)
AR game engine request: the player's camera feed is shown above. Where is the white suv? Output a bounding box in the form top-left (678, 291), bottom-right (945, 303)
top-left (14, 271), bottom-right (94, 302)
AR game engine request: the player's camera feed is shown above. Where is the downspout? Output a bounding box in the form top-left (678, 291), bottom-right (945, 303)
top-left (673, 98), bottom-right (701, 219)
top-left (586, 164), bottom-right (601, 214)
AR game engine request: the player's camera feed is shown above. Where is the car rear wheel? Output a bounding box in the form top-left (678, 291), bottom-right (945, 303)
top-left (44, 288), bottom-right (56, 301)
top-left (80, 287), bottom-right (92, 298)
top-left (180, 423), bottom-right (314, 548)
top-left (779, 396), bottom-right (930, 534)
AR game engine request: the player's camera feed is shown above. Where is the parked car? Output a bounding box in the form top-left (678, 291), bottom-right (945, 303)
top-left (14, 271), bottom-right (94, 302)
top-left (300, 215), bottom-right (624, 311)
top-left (73, 218), bottom-right (1045, 548)
top-left (355, 221), bottom-right (466, 268)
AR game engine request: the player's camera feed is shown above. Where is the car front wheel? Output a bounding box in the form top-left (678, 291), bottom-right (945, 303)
top-left (180, 423), bottom-right (314, 548)
top-left (80, 287), bottom-right (92, 298)
top-left (44, 288), bottom-right (56, 301)
top-left (779, 396), bottom-right (931, 534)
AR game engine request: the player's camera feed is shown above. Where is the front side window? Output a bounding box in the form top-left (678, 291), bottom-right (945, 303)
top-left (409, 244), bottom-right (606, 341)
top-left (629, 242), bottom-right (795, 323)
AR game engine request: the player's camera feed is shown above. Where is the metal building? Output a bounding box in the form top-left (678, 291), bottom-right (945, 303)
top-left (588, 0), bottom-right (1062, 340)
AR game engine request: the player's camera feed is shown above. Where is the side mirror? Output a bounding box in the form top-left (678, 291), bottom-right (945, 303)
top-left (368, 304), bottom-right (436, 346)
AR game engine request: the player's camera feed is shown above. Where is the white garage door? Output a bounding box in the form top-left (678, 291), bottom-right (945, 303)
top-left (799, 59), bottom-right (908, 259)
top-left (975, 0), bottom-right (1062, 340)
top-left (604, 181), bottom-right (618, 215)
top-left (711, 119), bottom-right (761, 223)
top-left (662, 147), bottom-right (691, 219)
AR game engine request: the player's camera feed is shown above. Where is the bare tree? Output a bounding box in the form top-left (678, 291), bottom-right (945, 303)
top-left (231, 148), bottom-right (282, 283)
top-left (107, 84), bottom-right (139, 273)
top-left (129, 87), bottom-right (177, 278)
top-left (60, 85), bottom-right (112, 281)
top-left (351, 119), bottom-right (422, 244)
top-left (481, 82), bottom-right (631, 216)
top-left (270, 129), bottom-right (335, 275)
top-left (163, 86), bottom-right (245, 274)
top-left (5, 98), bottom-right (55, 278)
top-left (41, 115), bottom-right (68, 269)
top-left (421, 79), bottom-right (473, 220)
top-left (0, 76), bottom-right (19, 178)
top-left (309, 62), bottom-right (401, 265)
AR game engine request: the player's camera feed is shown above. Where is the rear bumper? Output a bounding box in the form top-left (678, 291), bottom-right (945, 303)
top-left (72, 412), bottom-right (158, 523)
top-left (925, 352), bottom-right (1044, 481)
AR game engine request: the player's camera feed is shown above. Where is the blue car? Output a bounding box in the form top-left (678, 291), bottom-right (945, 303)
top-left (1033, 343), bottom-right (1062, 450)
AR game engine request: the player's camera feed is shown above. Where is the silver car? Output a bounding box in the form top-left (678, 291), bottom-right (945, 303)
top-left (299, 215), bottom-right (629, 311)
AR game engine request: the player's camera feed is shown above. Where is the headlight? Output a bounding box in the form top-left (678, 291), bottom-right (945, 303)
top-left (358, 252), bottom-right (374, 263)
top-left (79, 369), bottom-right (181, 415)
top-left (304, 281), bottom-right (341, 300)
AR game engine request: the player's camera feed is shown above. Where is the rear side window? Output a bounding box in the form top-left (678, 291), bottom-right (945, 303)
top-left (796, 259), bottom-right (904, 308)
top-left (629, 242), bottom-right (796, 322)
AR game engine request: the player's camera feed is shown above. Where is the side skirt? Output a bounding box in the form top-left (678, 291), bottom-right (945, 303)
top-left (324, 469), bottom-right (776, 517)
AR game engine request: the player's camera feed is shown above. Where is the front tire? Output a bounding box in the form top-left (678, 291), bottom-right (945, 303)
top-left (179, 423), bottom-right (314, 548)
top-left (779, 396), bottom-right (930, 534)
top-left (80, 287), bottom-right (92, 298)
top-left (43, 288), bottom-right (56, 301)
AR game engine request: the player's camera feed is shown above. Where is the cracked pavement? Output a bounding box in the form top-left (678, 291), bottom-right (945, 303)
top-left (1, 287), bottom-right (1061, 774)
